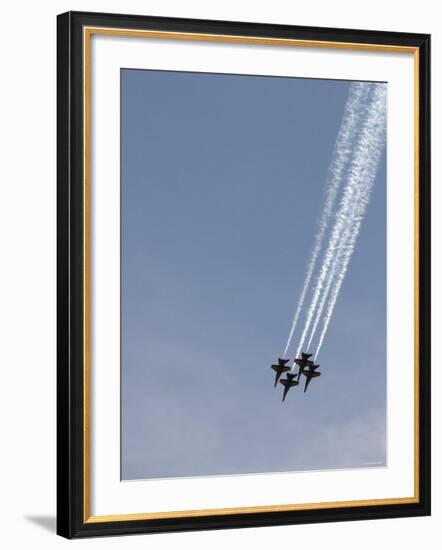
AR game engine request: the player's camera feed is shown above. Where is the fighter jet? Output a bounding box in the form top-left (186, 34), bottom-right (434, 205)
top-left (270, 358), bottom-right (291, 387)
top-left (293, 352), bottom-right (314, 377)
top-left (279, 372), bottom-right (299, 402)
top-left (300, 363), bottom-right (321, 393)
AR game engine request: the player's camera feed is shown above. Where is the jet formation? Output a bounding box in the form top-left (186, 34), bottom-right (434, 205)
top-left (270, 352), bottom-right (321, 402)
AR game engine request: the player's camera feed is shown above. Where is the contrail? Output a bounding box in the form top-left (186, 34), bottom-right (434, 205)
top-left (295, 84), bottom-right (380, 359)
top-left (297, 84), bottom-right (385, 355)
top-left (282, 82), bottom-right (371, 358)
top-left (314, 84), bottom-right (387, 359)
top-left (306, 90), bottom-right (384, 353)
top-left (306, 240), bottom-right (345, 351)
top-left (306, 165), bottom-right (372, 353)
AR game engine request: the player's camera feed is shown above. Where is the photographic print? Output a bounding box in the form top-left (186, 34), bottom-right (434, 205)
top-left (121, 70), bottom-right (387, 480)
top-left (57, 12), bottom-right (430, 537)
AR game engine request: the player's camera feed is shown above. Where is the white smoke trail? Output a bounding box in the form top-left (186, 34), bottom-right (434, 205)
top-left (306, 161), bottom-right (372, 352)
top-left (306, 240), bottom-right (344, 350)
top-left (314, 84), bottom-right (387, 359)
top-left (282, 82), bottom-right (371, 358)
top-left (306, 88), bottom-right (384, 352)
top-left (295, 86), bottom-right (379, 358)
top-left (296, 84), bottom-right (385, 356)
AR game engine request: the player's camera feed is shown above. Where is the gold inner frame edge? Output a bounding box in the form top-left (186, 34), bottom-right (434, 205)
top-left (83, 26), bottom-right (420, 523)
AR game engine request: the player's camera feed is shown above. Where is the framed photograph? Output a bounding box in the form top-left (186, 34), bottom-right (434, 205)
top-left (57, 11), bottom-right (431, 538)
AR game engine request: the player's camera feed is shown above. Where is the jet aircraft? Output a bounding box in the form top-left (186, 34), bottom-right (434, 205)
top-left (279, 372), bottom-right (299, 402)
top-left (270, 358), bottom-right (291, 387)
top-left (300, 363), bottom-right (321, 393)
top-left (293, 352), bottom-right (314, 377)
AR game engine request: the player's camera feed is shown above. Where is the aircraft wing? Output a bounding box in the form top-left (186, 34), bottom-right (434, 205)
top-left (280, 379), bottom-right (298, 388)
top-left (295, 358), bottom-right (313, 367)
top-left (271, 365), bottom-right (290, 373)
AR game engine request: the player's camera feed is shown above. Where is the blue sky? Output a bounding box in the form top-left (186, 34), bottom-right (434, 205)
top-left (121, 69), bottom-right (386, 480)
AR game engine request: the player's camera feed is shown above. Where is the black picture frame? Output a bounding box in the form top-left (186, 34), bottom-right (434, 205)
top-left (57, 10), bottom-right (431, 539)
